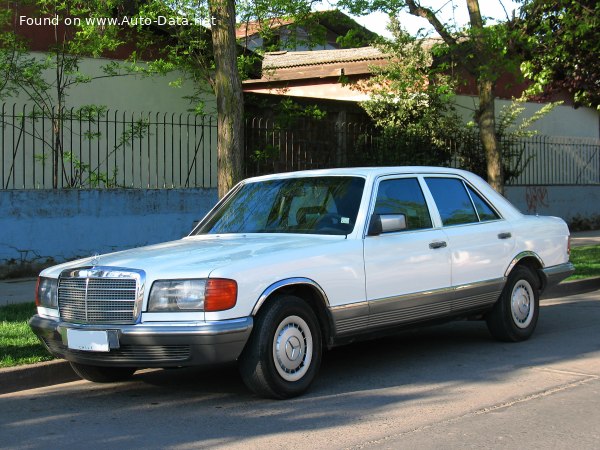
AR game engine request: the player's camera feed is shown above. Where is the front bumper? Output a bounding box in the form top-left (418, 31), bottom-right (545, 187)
top-left (29, 314), bottom-right (253, 368)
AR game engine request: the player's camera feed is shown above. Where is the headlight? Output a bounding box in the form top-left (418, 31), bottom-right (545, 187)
top-left (36, 277), bottom-right (58, 309)
top-left (148, 279), bottom-right (237, 312)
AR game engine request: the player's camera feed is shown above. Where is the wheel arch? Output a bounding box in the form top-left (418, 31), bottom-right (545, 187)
top-left (252, 278), bottom-right (335, 348)
top-left (504, 251), bottom-right (545, 291)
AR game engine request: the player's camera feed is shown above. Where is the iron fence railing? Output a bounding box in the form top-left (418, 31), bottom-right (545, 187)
top-left (2, 106), bottom-right (599, 189)
top-left (244, 116), bottom-right (600, 186)
top-left (1, 103), bottom-right (217, 189)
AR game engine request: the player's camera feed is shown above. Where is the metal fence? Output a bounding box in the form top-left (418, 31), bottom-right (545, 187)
top-left (245, 116), bottom-right (600, 186)
top-left (507, 135), bottom-right (600, 185)
top-left (1, 103), bottom-right (218, 189)
top-left (2, 105), bottom-right (599, 189)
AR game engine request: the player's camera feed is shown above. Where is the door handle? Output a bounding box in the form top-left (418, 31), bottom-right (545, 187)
top-left (429, 241), bottom-right (447, 249)
top-left (498, 232), bottom-right (512, 240)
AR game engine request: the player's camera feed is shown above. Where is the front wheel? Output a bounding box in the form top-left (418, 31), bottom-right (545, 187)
top-left (239, 295), bottom-right (322, 399)
top-left (486, 266), bottom-right (540, 342)
top-left (70, 362), bottom-right (136, 383)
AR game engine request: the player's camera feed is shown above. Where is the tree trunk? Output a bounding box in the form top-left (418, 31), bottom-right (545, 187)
top-left (477, 78), bottom-right (503, 194)
top-left (466, 0), bottom-right (503, 194)
top-left (209, 0), bottom-right (244, 198)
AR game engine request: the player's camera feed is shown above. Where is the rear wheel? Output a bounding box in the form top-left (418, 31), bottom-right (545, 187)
top-left (239, 295), bottom-right (322, 399)
top-left (70, 362), bottom-right (136, 383)
top-left (486, 266), bottom-right (540, 342)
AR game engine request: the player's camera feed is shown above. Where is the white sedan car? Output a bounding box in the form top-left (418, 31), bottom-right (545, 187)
top-left (30, 167), bottom-right (574, 398)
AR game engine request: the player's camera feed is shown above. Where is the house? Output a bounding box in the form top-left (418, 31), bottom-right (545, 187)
top-left (243, 43), bottom-right (599, 139)
top-left (236, 10), bottom-right (378, 52)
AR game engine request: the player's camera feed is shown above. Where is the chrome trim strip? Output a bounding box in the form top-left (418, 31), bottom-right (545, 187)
top-left (252, 277), bottom-right (331, 316)
top-left (329, 278), bottom-right (505, 336)
top-left (55, 317), bottom-right (253, 338)
top-left (505, 251), bottom-right (545, 277)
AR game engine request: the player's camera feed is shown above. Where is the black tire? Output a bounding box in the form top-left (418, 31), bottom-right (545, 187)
top-left (70, 362), bottom-right (136, 383)
top-left (486, 266), bottom-right (540, 342)
top-left (239, 295), bottom-right (322, 399)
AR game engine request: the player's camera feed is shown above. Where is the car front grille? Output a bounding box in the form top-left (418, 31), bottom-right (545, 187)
top-left (58, 271), bottom-right (140, 324)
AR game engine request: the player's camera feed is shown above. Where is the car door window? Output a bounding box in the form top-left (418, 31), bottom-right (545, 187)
top-left (374, 178), bottom-right (432, 231)
top-left (466, 185), bottom-right (500, 221)
top-left (425, 177), bottom-right (479, 226)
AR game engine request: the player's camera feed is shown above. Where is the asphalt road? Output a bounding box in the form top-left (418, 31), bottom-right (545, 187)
top-left (1, 291), bottom-right (599, 449)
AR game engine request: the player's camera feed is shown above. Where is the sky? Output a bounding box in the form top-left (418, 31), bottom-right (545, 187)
top-left (316, 1), bottom-right (522, 39)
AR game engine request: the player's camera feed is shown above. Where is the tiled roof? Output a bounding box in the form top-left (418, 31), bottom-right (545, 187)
top-left (236, 17), bottom-right (296, 39)
top-left (262, 47), bottom-right (388, 69)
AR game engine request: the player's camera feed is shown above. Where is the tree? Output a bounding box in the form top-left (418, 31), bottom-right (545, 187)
top-left (352, 20), bottom-right (465, 166)
top-left (518, 0), bottom-right (600, 110)
top-left (210, 0), bottom-right (244, 197)
top-left (135, 0), bottom-right (326, 197)
top-left (338, 0), bottom-right (521, 194)
top-left (1, 0), bottom-right (141, 188)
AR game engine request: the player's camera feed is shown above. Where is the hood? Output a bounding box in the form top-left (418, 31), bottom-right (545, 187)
top-left (40, 234), bottom-right (345, 280)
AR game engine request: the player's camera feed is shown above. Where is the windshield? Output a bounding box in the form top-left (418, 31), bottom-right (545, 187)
top-left (194, 176), bottom-right (365, 236)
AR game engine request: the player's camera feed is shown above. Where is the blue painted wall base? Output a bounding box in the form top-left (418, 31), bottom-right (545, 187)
top-left (0, 189), bottom-right (218, 269)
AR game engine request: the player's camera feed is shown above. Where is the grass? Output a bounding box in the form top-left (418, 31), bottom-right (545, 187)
top-left (568, 245), bottom-right (600, 280)
top-left (0, 302), bottom-right (53, 368)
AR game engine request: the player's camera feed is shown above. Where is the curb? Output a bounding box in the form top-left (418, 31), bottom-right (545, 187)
top-left (541, 276), bottom-right (600, 299)
top-left (0, 359), bottom-right (78, 395)
top-left (2, 277), bottom-right (599, 395)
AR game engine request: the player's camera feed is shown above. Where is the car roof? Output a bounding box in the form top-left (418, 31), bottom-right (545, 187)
top-left (245, 166), bottom-right (475, 182)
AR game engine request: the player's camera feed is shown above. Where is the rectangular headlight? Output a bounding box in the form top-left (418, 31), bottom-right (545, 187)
top-left (36, 277), bottom-right (58, 309)
top-left (148, 279), bottom-right (207, 312)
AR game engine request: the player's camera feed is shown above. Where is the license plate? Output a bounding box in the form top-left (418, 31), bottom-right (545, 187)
top-left (67, 329), bottom-right (110, 352)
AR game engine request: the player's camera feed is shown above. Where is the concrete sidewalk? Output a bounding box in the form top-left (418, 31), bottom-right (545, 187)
top-left (0, 277), bottom-right (36, 307)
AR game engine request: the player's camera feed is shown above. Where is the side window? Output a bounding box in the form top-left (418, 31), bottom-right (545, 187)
top-left (466, 185), bottom-right (500, 221)
top-left (374, 178), bottom-right (433, 231)
top-left (425, 177), bottom-right (479, 226)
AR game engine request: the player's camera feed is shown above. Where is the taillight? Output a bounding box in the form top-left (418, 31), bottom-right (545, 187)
top-left (204, 279), bottom-right (237, 311)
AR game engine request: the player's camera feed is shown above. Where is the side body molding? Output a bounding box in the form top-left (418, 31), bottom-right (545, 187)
top-left (252, 277), bottom-right (331, 316)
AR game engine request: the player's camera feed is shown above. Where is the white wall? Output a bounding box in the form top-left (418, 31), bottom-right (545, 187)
top-left (5, 52), bottom-right (216, 116)
top-left (454, 95), bottom-right (599, 139)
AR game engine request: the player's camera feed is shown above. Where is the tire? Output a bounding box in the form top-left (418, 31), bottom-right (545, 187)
top-left (239, 295), bottom-right (322, 399)
top-left (70, 362), bottom-right (136, 383)
top-left (486, 266), bottom-right (540, 342)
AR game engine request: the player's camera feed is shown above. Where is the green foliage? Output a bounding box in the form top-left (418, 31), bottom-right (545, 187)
top-left (456, 97), bottom-right (559, 183)
top-left (1, 1), bottom-right (152, 188)
top-left (354, 22), bottom-right (464, 166)
top-left (518, 0), bottom-right (600, 109)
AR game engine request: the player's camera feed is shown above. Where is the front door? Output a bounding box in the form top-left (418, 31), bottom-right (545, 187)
top-left (363, 176), bottom-right (452, 329)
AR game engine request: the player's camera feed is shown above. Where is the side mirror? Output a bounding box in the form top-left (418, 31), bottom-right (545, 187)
top-left (367, 214), bottom-right (407, 236)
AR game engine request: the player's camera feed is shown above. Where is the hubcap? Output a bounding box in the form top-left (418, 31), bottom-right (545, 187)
top-left (273, 315), bottom-right (313, 382)
top-left (511, 280), bottom-right (535, 329)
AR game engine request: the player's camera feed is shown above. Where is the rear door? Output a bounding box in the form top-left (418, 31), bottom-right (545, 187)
top-left (423, 176), bottom-right (515, 312)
